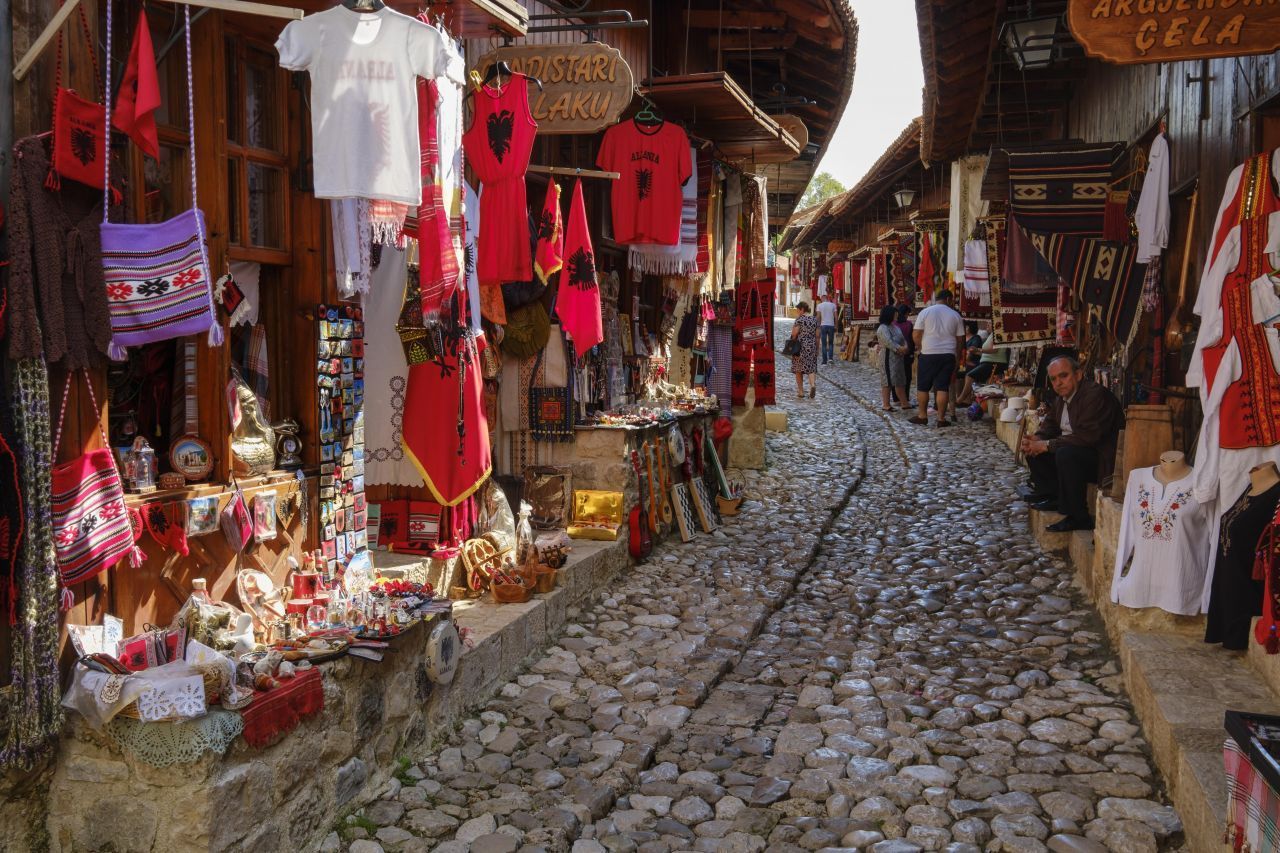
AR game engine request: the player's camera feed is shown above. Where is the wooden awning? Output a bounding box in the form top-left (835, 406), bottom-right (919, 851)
top-left (425, 0), bottom-right (527, 37)
top-left (641, 72), bottom-right (802, 165)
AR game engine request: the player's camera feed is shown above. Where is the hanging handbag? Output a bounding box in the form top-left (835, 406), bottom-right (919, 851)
top-left (99, 0), bottom-right (221, 360)
top-left (737, 287), bottom-right (768, 346)
top-left (712, 289), bottom-right (736, 327)
top-left (47, 2), bottom-right (108, 191)
top-left (220, 482), bottom-right (252, 554)
top-left (50, 372), bottom-right (140, 593)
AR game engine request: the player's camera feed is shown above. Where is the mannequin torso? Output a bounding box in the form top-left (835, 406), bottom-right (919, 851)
top-left (1153, 450), bottom-right (1192, 485)
top-left (1251, 462), bottom-right (1280, 496)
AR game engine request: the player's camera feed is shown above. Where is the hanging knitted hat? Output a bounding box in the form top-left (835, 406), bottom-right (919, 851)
top-left (144, 502), bottom-right (189, 557)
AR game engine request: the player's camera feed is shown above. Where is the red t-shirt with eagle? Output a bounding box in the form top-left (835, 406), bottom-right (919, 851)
top-left (597, 119), bottom-right (692, 246)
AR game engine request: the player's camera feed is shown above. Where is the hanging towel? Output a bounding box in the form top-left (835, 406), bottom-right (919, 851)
top-left (963, 238), bottom-right (990, 305)
top-left (331, 199), bottom-right (372, 297)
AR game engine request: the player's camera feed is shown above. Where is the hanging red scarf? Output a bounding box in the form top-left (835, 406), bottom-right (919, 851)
top-left (556, 180), bottom-right (603, 352)
top-left (112, 8), bottom-right (161, 159)
top-left (917, 232), bottom-right (936, 303)
top-left (403, 74), bottom-right (459, 321)
top-left (534, 180), bottom-right (564, 286)
top-left (403, 298), bottom-right (491, 507)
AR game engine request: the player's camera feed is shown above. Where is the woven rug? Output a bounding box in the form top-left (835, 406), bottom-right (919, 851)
top-left (1072, 238), bottom-right (1147, 346)
top-left (1008, 145), bottom-right (1118, 236)
top-left (995, 216), bottom-right (1060, 346)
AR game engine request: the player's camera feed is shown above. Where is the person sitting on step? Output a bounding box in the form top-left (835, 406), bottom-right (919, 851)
top-left (1019, 355), bottom-right (1124, 532)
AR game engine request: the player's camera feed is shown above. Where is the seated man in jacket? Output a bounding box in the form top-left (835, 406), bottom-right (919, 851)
top-left (1019, 356), bottom-right (1124, 532)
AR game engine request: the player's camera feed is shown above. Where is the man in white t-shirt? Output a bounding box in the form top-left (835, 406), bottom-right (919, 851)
top-left (909, 290), bottom-right (966, 427)
top-left (816, 295), bottom-right (839, 364)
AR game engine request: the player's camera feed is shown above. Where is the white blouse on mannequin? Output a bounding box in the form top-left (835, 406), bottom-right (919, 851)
top-left (1112, 466), bottom-right (1214, 615)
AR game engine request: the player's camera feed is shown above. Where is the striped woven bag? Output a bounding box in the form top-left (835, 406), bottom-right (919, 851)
top-left (99, 0), bottom-right (220, 360)
top-left (49, 372), bottom-right (142, 599)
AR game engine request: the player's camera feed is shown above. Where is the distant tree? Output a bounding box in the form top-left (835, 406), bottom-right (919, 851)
top-left (798, 171), bottom-right (846, 211)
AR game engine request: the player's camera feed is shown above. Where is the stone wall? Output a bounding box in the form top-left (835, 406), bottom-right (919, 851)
top-left (36, 538), bottom-right (628, 853)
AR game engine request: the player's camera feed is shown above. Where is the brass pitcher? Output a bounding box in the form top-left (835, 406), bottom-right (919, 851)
top-left (230, 369), bottom-right (276, 476)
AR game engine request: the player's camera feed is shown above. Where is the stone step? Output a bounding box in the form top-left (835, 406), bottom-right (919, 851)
top-left (1119, 631), bottom-right (1280, 853)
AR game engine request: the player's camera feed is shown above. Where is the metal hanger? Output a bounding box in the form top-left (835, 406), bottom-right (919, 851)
top-left (480, 60), bottom-right (544, 92)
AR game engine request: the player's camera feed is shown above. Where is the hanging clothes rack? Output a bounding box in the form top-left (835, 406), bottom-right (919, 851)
top-left (14, 0), bottom-right (304, 81)
top-left (527, 165), bottom-right (619, 181)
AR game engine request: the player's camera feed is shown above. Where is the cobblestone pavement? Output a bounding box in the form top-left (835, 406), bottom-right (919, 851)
top-left (330, 354), bottom-right (1186, 853)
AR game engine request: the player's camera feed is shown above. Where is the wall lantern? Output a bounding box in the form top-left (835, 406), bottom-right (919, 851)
top-left (892, 187), bottom-right (916, 209)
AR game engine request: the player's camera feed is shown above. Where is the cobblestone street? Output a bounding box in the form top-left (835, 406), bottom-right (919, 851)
top-left (333, 356), bottom-right (1185, 853)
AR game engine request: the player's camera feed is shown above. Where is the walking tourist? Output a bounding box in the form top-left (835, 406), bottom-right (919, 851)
top-left (875, 305), bottom-right (910, 411)
top-left (893, 303), bottom-right (915, 391)
top-left (909, 290), bottom-right (965, 428)
top-left (789, 301), bottom-right (820, 399)
top-left (1020, 355), bottom-right (1125, 532)
top-left (816, 293), bottom-right (839, 364)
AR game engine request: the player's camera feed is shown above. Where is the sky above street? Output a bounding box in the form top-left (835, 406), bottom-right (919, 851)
top-left (813, 1), bottom-right (924, 191)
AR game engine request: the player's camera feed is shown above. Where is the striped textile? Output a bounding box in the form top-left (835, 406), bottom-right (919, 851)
top-left (1007, 146), bottom-right (1117, 236)
top-left (695, 149), bottom-right (712, 275)
top-left (50, 448), bottom-right (133, 586)
top-left (101, 208), bottom-right (219, 359)
top-left (1225, 736), bottom-right (1280, 852)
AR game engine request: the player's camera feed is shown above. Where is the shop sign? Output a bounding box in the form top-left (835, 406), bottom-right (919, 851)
top-left (1068, 0), bottom-right (1280, 64)
top-left (475, 43), bottom-right (635, 134)
top-left (826, 239), bottom-right (858, 254)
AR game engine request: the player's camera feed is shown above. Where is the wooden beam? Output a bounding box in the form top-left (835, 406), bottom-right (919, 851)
top-left (686, 10), bottom-right (785, 29)
top-left (786, 15), bottom-right (844, 50)
top-left (786, 6), bottom-right (832, 28)
top-left (712, 32), bottom-right (797, 51)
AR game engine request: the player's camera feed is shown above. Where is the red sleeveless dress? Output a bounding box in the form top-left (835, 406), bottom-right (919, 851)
top-left (463, 75), bottom-right (537, 287)
top-left (1201, 152), bottom-right (1280, 449)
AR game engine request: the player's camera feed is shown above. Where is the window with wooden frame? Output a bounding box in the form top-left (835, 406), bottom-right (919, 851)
top-left (224, 35), bottom-right (290, 262)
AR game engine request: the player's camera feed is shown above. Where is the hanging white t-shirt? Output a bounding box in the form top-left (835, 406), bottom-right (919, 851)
top-left (276, 7), bottom-right (464, 204)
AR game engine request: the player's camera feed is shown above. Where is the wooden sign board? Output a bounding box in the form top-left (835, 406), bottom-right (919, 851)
top-left (826, 239), bottom-right (858, 253)
top-left (476, 44), bottom-right (635, 134)
top-left (1068, 0), bottom-right (1280, 64)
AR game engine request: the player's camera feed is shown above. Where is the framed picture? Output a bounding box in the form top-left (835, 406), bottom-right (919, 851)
top-left (366, 504), bottom-right (381, 550)
top-left (170, 436), bottom-right (214, 481)
top-left (253, 491), bottom-right (278, 543)
top-left (186, 497), bottom-right (220, 536)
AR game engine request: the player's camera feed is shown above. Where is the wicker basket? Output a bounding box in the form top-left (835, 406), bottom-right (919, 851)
top-left (533, 566), bottom-right (558, 593)
top-left (492, 582), bottom-right (533, 603)
top-left (716, 495), bottom-right (743, 516)
top-left (116, 668), bottom-right (222, 721)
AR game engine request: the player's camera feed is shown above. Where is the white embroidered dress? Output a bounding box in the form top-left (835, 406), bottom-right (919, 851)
top-left (1111, 466), bottom-right (1213, 616)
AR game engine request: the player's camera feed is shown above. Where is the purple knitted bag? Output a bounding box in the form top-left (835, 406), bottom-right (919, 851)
top-left (99, 1), bottom-right (220, 360)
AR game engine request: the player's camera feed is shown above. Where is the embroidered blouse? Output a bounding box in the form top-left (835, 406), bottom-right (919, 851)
top-left (1111, 466), bottom-right (1213, 616)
